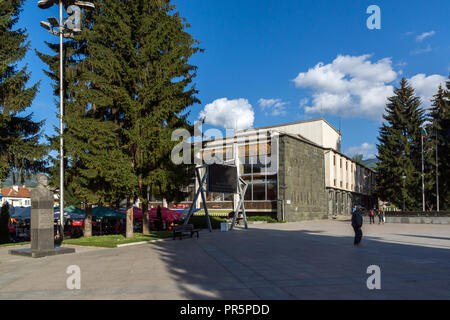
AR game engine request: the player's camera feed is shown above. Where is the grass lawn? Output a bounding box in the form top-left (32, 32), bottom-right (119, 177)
top-left (0, 241), bottom-right (30, 248)
top-left (194, 209), bottom-right (232, 217)
top-left (62, 231), bottom-right (173, 248)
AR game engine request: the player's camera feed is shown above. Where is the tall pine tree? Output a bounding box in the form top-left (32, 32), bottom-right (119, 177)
top-left (37, 0), bottom-right (200, 237)
top-left (376, 78), bottom-right (425, 211)
top-left (73, 0), bottom-right (200, 237)
top-left (37, 28), bottom-right (136, 236)
top-left (427, 77), bottom-right (450, 210)
top-left (0, 0), bottom-right (45, 183)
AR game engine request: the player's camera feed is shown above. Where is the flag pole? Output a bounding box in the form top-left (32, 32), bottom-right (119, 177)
top-left (59, 0), bottom-right (64, 231)
top-left (421, 129), bottom-right (425, 212)
top-left (435, 121), bottom-right (439, 212)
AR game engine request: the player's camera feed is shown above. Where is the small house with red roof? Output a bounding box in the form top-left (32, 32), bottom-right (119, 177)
top-left (0, 186), bottom-right (31, 207)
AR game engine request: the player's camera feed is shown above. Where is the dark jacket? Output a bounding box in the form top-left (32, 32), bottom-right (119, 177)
top-left (352, 210), bottom-right (363, 228)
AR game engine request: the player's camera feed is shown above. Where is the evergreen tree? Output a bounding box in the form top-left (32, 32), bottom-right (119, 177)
top-left (73, 0), bottom-right (200, 237)
top-left (37, 0), bottom-right (200, 237)
top-left (427, 77), bottom-right (450, 210)
top-left (37, 34), bottom-right (136, 236)
top-left (36, 36), bottom-right (81, 199)
top-left (376, 78), bottom-right (425, 211)
top-left (0, 0), bottom-right (45, 183)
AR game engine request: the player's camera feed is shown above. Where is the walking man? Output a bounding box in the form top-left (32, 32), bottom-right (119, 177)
top-left (378, 208), bottom-right (384, 224)
top-left (351, 206), bottom-right (363, 246)
top-left (369, 208), bottom-right (375, 224)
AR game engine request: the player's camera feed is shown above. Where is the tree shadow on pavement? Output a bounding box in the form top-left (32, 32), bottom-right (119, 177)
top-left (148, 222), bottom-right (450, 300)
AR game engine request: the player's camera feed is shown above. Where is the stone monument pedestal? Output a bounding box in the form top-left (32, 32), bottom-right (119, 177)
top-left (9, 175), bottom-right (75, 258)
top-left (9, 246), bottom-right (75, 258)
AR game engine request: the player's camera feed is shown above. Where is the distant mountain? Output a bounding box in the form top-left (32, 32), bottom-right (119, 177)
top-left (362, 158), bottom-right (378, 170)
top-left (0, 171), bottom-right (38, 188)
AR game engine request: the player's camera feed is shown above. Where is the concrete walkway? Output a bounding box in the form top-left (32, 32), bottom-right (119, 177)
top-left (1, 220), bottom-right (449, 299)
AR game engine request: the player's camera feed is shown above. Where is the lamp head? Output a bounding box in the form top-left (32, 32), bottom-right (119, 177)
top-left (40, 21), bottom-right (51, 30)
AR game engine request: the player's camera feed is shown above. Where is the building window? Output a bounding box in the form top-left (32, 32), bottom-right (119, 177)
top-left (334, 179), bottom-right (336, 186)
top-left (241, 157), bottom-right (252, 174)
top-left (252, 157), bottom-right (266, 174)
top-left (333, 155), bottom-right (336, 166)
top-left (206, 193), bottom-right (224, 202)
top-left (346, 182), bottom-right (348, 189)
top-left (253, 183), bottom-right (266, 201)
top-left (246, 185), bottom-right (253, 200)
top-left (267, 183), bottom-right (277, 200)
top-left (340, 158), bottom-right (342, 168)
top-left (340, 181), bottom-right (343, 188)
top-left (224, 194), bottom-right (233, 201)
top-left (205, 192), bottom-right (234, 202)
top-left (346, 161), bottom-right (348, 170)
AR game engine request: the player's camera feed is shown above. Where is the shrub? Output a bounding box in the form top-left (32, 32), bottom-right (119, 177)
top-left (188, 216), bottom-right (226, 229)
top-left (246, 216), bottom-right (278, 223)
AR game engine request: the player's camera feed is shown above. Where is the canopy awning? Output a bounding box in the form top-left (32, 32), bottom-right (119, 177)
top-left (119, 206), bottom-right (182, 222)
top-left (92, 206), bottom-right (125, 219)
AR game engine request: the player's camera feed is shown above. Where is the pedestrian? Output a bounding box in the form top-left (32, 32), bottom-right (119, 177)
top-left (351, 206), bottom-right (363, 246)
top-left (369, 208), bottom-right (375, 224)
top-left (378, 208), bottom-right (384, 224)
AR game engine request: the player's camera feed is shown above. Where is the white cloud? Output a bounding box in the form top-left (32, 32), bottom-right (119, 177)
top-left (258, 98), bottom-right (289, 116)
top-left (345, 143), bottom-right (377, 159)
top-left (199, 98), bottom-right (254, 130)
top-left (293, 54), bottom-right (397, 120)
top-left (299, 97), bottom-right (309, 107)
top-left (416, 30), bottom-right (435, 42)
top-left (292, 54), bottom-right (447, 121)
top-left (408, 74), bottom-right (447, 106)
top-left (410, 44), bottom-right (432, 55)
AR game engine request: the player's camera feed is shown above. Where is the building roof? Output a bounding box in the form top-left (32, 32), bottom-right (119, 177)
top-left (0, 186), bottom-right (31, 199)
top-left (200, 118), bottom-right (340, 146)
top-left (238, 118), bottom-right (342, 136)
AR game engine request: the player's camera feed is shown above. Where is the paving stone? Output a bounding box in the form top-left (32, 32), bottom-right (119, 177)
top-left (1, 220), bottom-right (449, 299)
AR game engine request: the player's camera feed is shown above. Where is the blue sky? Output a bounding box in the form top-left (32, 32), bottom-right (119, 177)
top-left (16, 0), bottom-right (450, 159)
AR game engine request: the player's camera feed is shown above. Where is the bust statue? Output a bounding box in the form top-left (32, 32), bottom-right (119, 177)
top-left (36, 174), bottom-right (49, 188)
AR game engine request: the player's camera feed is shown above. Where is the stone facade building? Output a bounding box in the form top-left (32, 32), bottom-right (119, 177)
top-left (173, 118), bottom-right (377, 221)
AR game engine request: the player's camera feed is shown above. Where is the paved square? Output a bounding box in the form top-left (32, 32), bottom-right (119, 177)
top-left (1, 220), bottom-right (449, 299)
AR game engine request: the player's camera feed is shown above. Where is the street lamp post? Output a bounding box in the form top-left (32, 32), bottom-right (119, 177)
top-left (435, 120), bottom-right (440, 212)
top-left (402, 175), bottom-right (406, 212)
top-left (421, 127), bottom-right (426, 212)
top-left (58, 1), bottom-right (64, 233)
top-left (38, 0), bottom-right (94, 232)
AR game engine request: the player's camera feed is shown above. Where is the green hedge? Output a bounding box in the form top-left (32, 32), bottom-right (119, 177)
top-left (246, 216), bottom-right (278, 223)
top-left (188, 216), bottom-right (226, 229)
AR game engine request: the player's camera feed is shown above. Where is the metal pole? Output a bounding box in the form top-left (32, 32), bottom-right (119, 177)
top-left (403, 177), bottom-right (405, 212)
top-left (199, 166), bottom-right (212, 232)
top-left (436, 123), bottom-right (439, 212)
top-left (421, 132), bottom-right (425, 211)
top-left (240, 181), bottom-right (248, 229)
top-left (59, 1), bottom-right (64, 231)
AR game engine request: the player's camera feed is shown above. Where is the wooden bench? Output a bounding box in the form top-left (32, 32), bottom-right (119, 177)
top-left (173, 224), bottom-right (200, 240)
